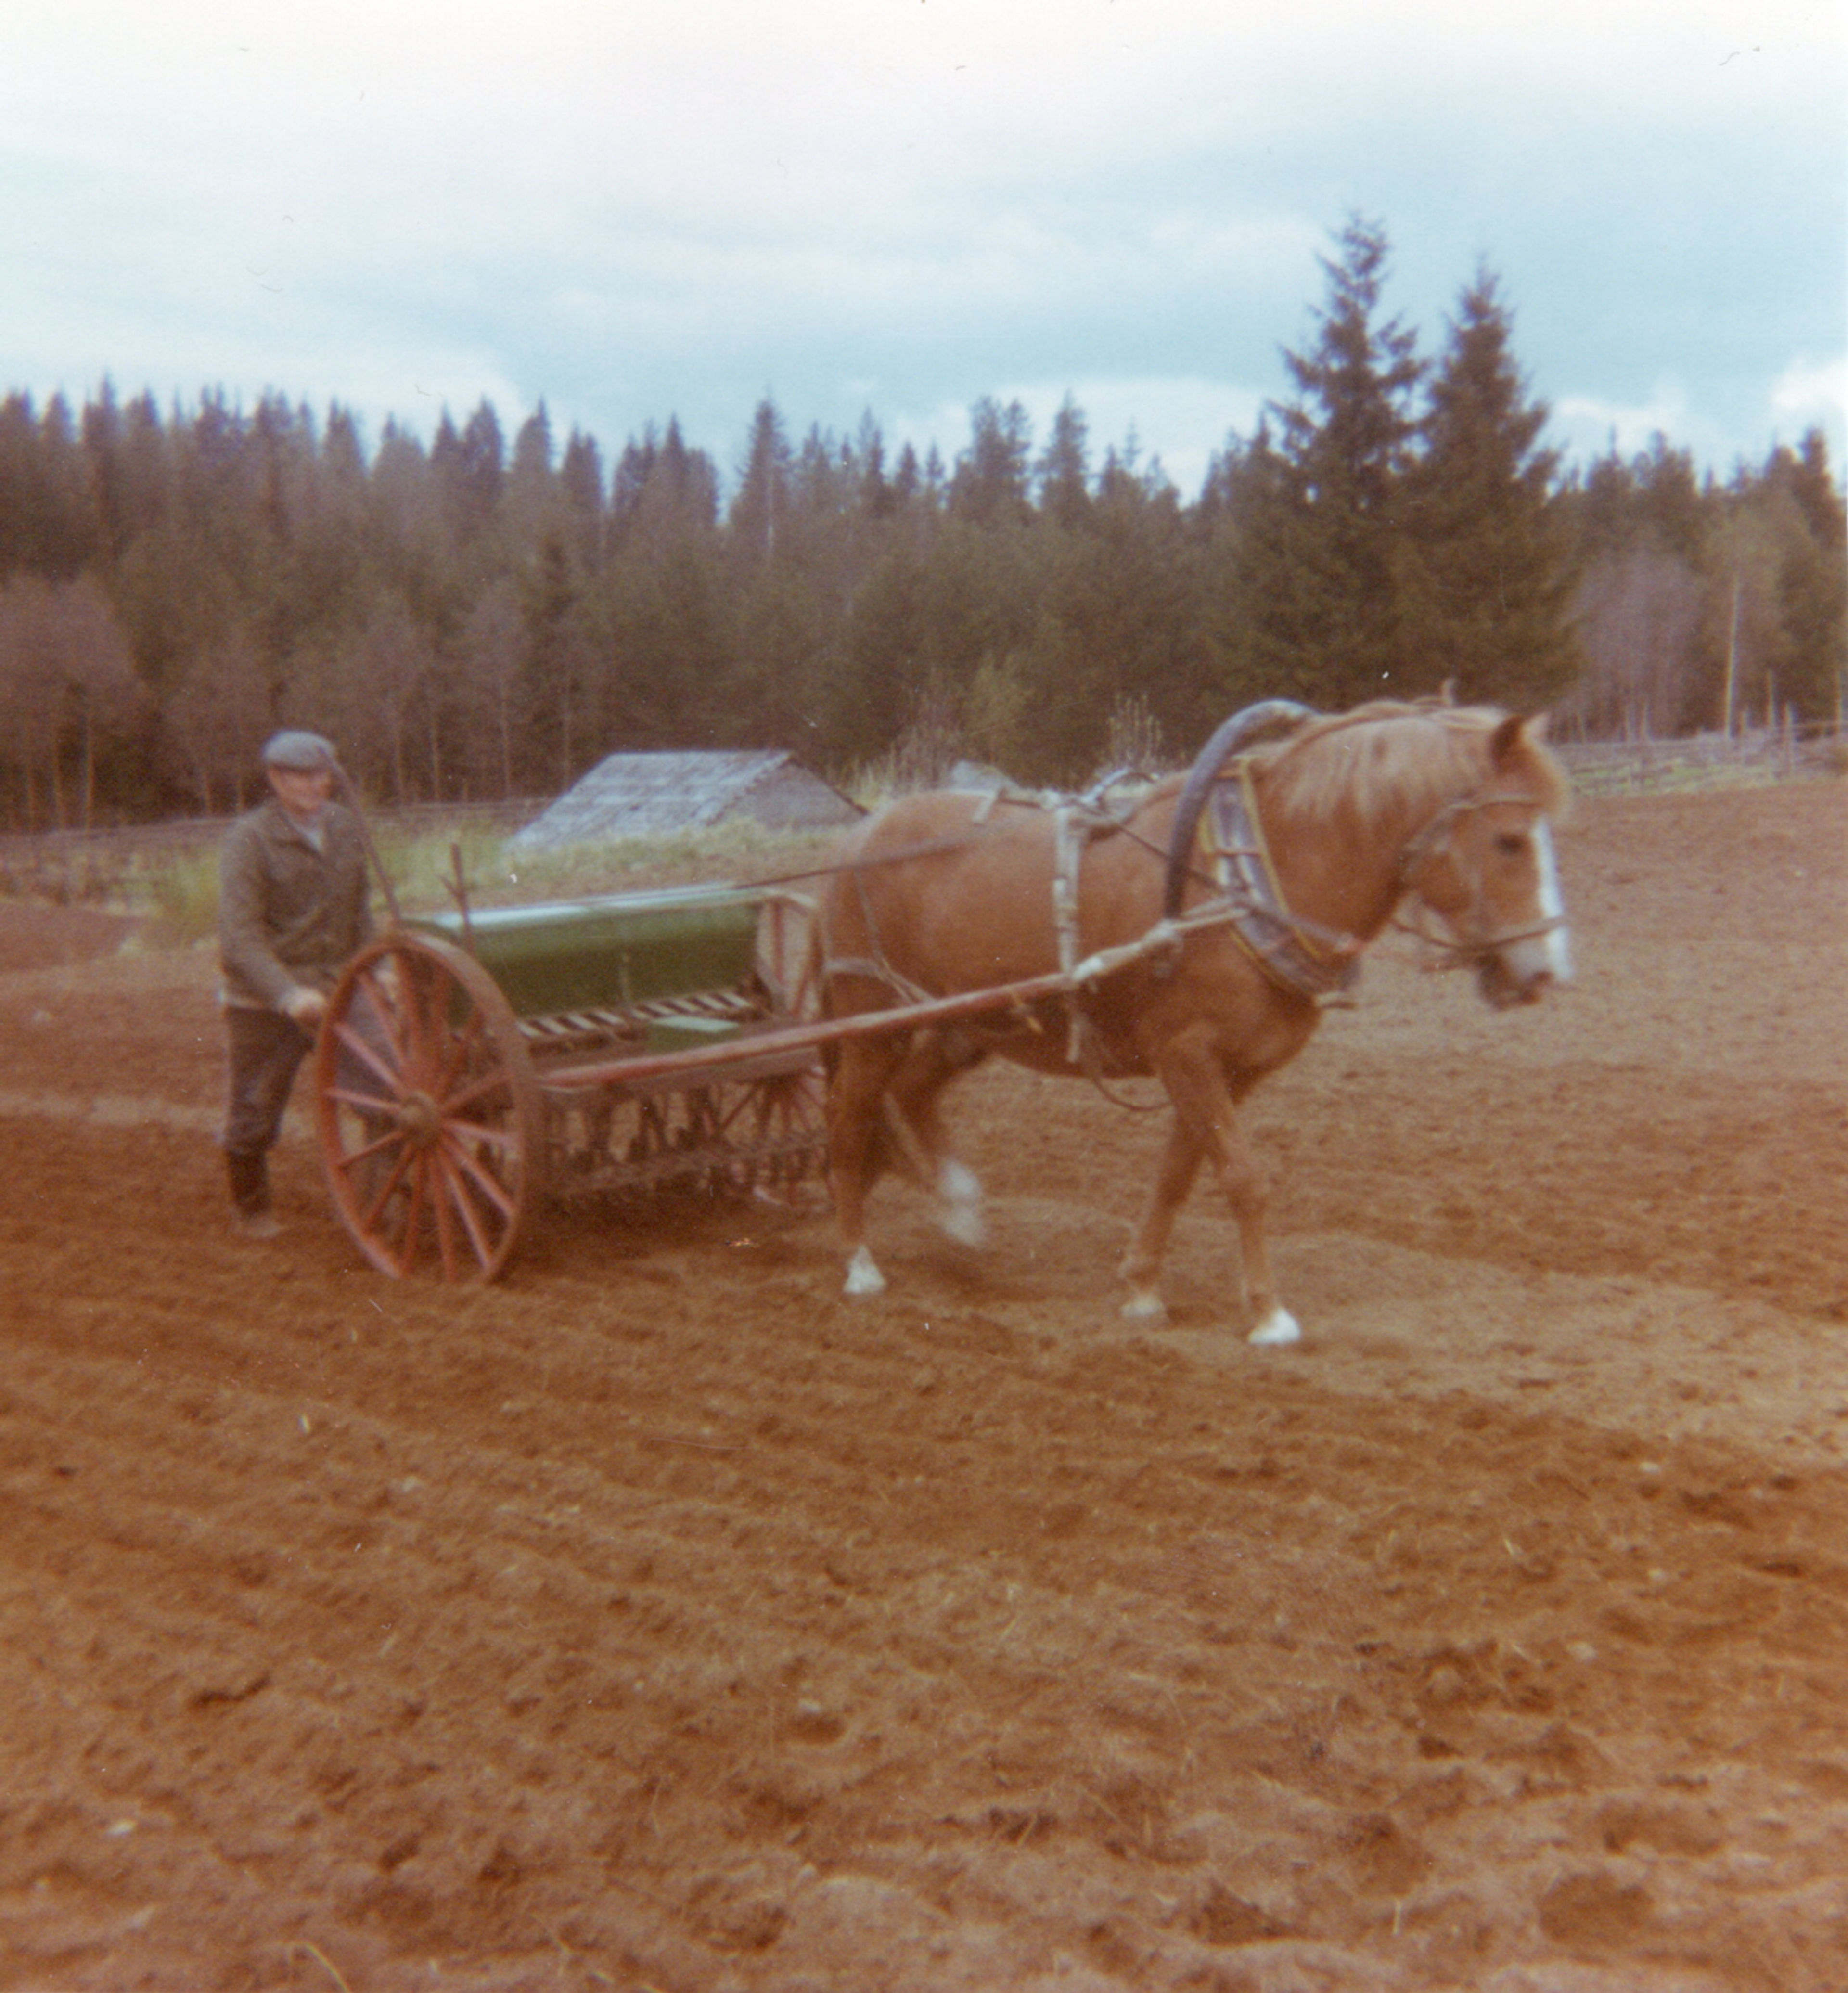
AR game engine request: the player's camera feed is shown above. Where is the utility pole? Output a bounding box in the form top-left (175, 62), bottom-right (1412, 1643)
top-left (1720, 574), bottom-right (1740, 739)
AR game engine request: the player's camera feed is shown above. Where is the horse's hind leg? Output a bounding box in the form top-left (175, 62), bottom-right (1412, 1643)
top-left (1140, 1033), bottom-right (1299, 1345)
top-left (826, 1032), bottom-right (910, 1297)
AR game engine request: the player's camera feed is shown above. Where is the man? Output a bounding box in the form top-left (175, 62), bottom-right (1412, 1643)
top-left (218, 730), bottom-right (373, 1236)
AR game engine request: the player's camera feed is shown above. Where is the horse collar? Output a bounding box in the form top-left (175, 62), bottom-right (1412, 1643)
top-left (1199, 761), bottom-right (1362, 1005)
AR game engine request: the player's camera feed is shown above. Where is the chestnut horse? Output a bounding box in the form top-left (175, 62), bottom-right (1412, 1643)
top-left (814, 700), bottom-right (1571, 1343)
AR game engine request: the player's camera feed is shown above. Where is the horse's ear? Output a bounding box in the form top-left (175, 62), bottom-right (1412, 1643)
top-left (1489, 712), bottom-right (1544, 767)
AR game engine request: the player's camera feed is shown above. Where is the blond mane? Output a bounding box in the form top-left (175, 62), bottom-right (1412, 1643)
top-left (1252, 699), bottom-right (1570, 836)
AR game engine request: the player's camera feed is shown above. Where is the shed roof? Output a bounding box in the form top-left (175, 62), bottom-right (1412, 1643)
top-left (509, 749), bottom-right (861, 850)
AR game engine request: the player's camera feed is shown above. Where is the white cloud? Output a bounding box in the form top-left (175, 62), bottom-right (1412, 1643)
top-left (1552, 382), bottom-right (1698, 462)
top-left (1771, 356), bottom-right (1848, 438)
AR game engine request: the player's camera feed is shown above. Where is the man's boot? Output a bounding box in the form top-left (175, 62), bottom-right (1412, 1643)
top-left (227, 1150), bottom-right (281, 1239)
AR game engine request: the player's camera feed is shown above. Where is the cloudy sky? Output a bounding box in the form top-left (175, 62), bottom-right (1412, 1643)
top-left (4, 0), bottom-right (1842, 501)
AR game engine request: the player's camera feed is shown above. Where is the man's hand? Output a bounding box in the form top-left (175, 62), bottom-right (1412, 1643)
top-left (282, 985), bottom-right (328, 1029)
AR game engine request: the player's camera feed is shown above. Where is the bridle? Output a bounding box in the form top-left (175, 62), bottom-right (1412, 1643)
top-left (1391, 789), bottom-right (1565, 974)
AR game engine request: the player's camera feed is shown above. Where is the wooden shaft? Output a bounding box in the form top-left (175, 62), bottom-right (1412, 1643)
top-left (539, 912), bottom-right (1225, 1094)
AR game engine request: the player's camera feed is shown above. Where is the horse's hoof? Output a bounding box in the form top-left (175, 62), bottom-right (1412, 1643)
top-left (937, 1201), bottom-right (988, 1249)
top-left (843, 1247), bottom-right (887, 1299)
top-left (1247, 1307), bottom-right (1302, 1347)
top-left (1120, 1290), bottom-right (1168, 1325)
top-left (936, 1162), bottom-right (988, 1248)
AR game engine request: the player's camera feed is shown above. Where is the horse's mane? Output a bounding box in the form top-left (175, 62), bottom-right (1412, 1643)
top-left (1251, 699), bottom-right (1571, 833)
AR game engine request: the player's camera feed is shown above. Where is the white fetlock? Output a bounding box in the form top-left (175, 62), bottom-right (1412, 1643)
top-left (1247, 1307), bottom-right (1302, 1347)
top-left (1120, 1288), bottom-right (1168, 1325)
top-left (936, 1159), bottom-right (988, 1249)
top-left (843, 1245), bottom-right (887, 1298)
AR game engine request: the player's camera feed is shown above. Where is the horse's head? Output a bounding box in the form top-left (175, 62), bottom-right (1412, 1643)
top-left (1398, 713), bottom-right (1572, 1009)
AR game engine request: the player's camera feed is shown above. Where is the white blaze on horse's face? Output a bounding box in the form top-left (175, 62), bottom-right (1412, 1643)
top-left (1534, 822), bottom-right (1573, 983)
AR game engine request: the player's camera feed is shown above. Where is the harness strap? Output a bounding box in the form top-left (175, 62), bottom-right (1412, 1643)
top-left (1051, 803), bottom-right (1088, 1061)
top-left (820, 787), bottom-right (1141, 1047)
top-left (819, 953), bottom-right (939, 1008)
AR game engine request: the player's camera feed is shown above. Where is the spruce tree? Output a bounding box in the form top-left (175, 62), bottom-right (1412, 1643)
top-left (1398, 267), bottom-right (1580, 705)
top-left (729, 399), bottom-right (790, 566)
top-left (1036, 396), bottom-right (1091, 530)
top-left (949, 398), bottom-right (1033, 527)
top-left (1769, 428), bottom-right (1848, 719)
top-left (1232, 217), bottom-right (1422, 707)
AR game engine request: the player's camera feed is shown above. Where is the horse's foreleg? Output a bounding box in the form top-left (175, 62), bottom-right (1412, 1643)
top-left (1149, 1038), bottom-right (1299, 1346)
top-left (1119, 1120), bottom-right (1206, 1323)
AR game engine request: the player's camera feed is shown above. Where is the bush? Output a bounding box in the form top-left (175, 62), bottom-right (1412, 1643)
top-left (145, 849), bottom-right (220, 944)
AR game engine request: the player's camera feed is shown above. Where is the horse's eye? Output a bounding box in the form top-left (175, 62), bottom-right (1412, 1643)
top-left (1493, 831), bottom-right (1527, 857)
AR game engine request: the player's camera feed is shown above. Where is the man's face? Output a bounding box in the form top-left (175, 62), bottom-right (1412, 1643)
top-left (268, 764), bottom-right (335, 819)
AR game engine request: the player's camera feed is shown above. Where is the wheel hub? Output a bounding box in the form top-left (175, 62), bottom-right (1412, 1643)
top-left (396, 1091), bottom-right (442, 1149)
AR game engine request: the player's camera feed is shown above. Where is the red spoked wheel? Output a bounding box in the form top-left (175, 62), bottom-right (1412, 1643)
top-left (315, 931), bottom-right (544, 1281)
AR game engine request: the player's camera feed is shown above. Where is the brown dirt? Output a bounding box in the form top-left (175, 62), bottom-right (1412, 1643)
top-left (2, 778), bottom-right (1847, 1992)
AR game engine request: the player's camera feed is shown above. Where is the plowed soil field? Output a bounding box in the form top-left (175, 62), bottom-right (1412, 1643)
top-left (2, 778), bottom-right (1846, 1992)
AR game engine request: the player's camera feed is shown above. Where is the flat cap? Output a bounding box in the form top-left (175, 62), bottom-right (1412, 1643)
top-left (262, 729), bottom-right (337, 771)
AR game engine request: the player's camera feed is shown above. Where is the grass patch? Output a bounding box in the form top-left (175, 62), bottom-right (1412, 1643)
top-left (143, 848), bottom-right (222, 944)
top-left (420, 820), bottom-right (847, 912)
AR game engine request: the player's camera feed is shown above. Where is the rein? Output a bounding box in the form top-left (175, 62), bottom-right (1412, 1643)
top-left (743, 830), bottom-right (990, 893)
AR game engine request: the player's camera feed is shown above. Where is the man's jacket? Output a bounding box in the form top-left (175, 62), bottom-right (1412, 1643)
top-left (218, 798), bottom-right (374, 1011)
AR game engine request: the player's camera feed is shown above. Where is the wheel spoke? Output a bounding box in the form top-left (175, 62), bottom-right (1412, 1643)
top-left (440, 1066), bottom-right (516, 1117)
top-left (427, 1146), bottom-right (462, 1281)
top-left (354, 962), bottom-right (414, 1069)
top-left (398, 956), bottom-right (443, 1082)
top-left (358, 1142), bottom-right (414, 1232)
top-left (326, 1084), bottom-right (400, 1121)
top-left (392, 1154), bottom-right (431, 1276)
top-left (431, 1007), bottom-right (488, 1098)
top-left (331, 1017), bottom-right (404, 1096)
top-left (442, 1131), bottom-right (518, 1220)
top-left (439, 1115), bottom-right (521, 1154)
top-left (436, 1147), bottom-right (500, 1271)
top-left (333, 1122), bottom-right (401, 1172)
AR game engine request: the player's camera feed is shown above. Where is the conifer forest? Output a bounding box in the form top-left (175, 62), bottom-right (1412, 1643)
top-left (0, 222), bottom-right (1841, 830)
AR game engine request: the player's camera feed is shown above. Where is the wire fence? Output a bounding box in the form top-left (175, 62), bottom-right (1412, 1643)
top-left (1552, 721), bottom-right (1846, 795)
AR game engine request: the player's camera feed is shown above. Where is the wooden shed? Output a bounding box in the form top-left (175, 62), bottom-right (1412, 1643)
top-left (508, 749), bottom-right (862, 851)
